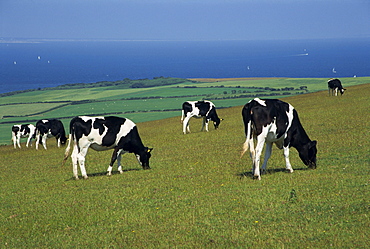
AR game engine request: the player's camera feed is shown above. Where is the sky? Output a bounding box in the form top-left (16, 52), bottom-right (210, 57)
top-left (0, 0), bottom-right (369, 41)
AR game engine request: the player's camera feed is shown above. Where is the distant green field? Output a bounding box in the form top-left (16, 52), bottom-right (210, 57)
top-left (1, 83), bottom-right (368, 248)
top-left (1, 77), bottom-right (369, 145)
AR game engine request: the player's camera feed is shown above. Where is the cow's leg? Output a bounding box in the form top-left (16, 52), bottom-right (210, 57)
top-left (253, 135), bottom-right (266, 180)
top-left (42, 135), bottom-right (48, 150)
top-left (26, 136), bottom-right (32, 147)
top-left (12, 135), bottom-right (16, 149)
top-left (204, 118), bottom-right (209, 132)
top-left (71, 144), bottom-right (80, 179)
top-left (117, 153), bottom-right (123, 174)
top-left (261, 142), bottom-right (272, 174)
top-left (107, 148), bottom-right (123, 176)
top-left (283, 146), bottom-right (294, 173)
top-left (248, 138), bottom-right (256, 175)
top-left (117, 150), bottom-right (127, 174)
top-left (201, 117), bottom-right (209, 132)
top-left (334, 88), bottom-right (338, 96)
top-left (35, 133), bottom-right (40, 150)
top-left (14, 135), bottom-right (21, 149)
top-left (57, 137), bottom-right (61, 148)
top-left (183, 116), bottom-right (191, 134)
top-left (77, 146), bottom-right (89, 179)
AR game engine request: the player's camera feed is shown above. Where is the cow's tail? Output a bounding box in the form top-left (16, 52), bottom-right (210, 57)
top-left (241, 103), bottom-right (253, 158)
top-left (241, 120), bottom-right (252, 158)
top-left (62, 133), bottom-right (73, 165)
top-left (180, 109), bottom-right (185, 123)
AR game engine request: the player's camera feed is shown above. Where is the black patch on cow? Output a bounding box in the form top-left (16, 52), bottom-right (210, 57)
top-left (12, 125), bottom-right (20, 133)
top-left (182, 102), bottom-right (193, 117)
top-left (70, 117), bottom-right (92, 141)
top-left (21, 124), bottom-right (31, 135)
top-left (195, 101), bottom-right (212, 116)
top-left (100, 116), bottom-right (126, 147)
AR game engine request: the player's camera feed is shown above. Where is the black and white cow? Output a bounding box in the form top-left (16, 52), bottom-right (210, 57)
top-left (11, 124), bottom-right (36, 149)
top-left (64, 116), bottom-right (153, 179)
top-left (328, 78), bottom-right (346, 96)
top-left (35, 119), bottom-right (68, 150)
top-left (181, 100), bottom-right (222, 134)
top-left (241, 98), bottom-right (317, 180)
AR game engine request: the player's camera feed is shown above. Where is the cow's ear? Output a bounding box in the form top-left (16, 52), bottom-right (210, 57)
top-left (147, 148), bottom-right (153, 153)
top-left (343, 88), bottom-right (347, 91)
top-left (310, 140), bottom-right (317, 148)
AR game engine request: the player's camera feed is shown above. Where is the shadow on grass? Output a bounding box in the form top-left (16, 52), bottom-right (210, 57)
top-left (237, 167), bottom-right (309, 179)
top-left (65, 168), bottom-right (142, 181)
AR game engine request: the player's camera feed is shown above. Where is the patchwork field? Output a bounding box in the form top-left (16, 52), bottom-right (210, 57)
top-left (1, 77), bottom-right (369, 145)
top-left (0, 81), bottom-right (369, 248)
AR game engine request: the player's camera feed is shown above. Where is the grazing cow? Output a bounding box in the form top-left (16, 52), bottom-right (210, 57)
top-left (35, 119), bottom-right (68, 150)
top-left (181, 100), bottom-right (222, 134)
top-left (11, 124), bottom-right (36, 149)
top-left (241, 98), bottom-right (317, 180)
top-left (328, 78), bottom-right (346, 96)
top-left (64, 116), bottom-right (153, 179)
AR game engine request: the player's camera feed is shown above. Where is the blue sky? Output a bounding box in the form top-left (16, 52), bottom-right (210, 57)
top-left (1, 0), bottom-right (369, 41)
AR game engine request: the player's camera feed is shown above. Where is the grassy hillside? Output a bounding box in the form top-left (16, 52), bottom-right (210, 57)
top-left (1, 77), bottom-right (369, 145)
top-left (0, 83), bottom-right (368, 248)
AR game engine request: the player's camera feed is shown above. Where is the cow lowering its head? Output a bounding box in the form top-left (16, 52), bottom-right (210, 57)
top-left (181, 100), bottom-right (222, 134)
top-left (328, 78), bottom-right (346, 96)
top-left (241, 98), bottom-right (317, 180)
top-left (11, 124), bottom-right (36, 149)
top-left (35, 119), bottom-right (68, 150)
top-left (64, 116), bottom-right (153, 179)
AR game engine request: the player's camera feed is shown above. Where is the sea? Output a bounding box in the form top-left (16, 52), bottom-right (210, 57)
top-left (1, 38), bottom-right (369, 94)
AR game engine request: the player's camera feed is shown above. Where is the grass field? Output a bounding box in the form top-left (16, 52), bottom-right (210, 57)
top-left (0, 83), bottom-right (369, 248)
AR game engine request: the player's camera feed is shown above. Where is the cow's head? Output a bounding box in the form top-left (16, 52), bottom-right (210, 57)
top-left (61, 136), bottom-right (68, 145)
top-left (213, 118), bottom-right (224, 130)
top-left (299, 140), bottom-right (317, 169)
top-left (135, 147), bottom-right (153, 170)
top-left (340, 88), bottom-right (346, 95)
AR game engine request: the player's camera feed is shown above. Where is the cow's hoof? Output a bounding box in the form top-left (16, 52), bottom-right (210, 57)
top-left (83, 175), bottom-right (88, 179)
top-left (252, 175), bottom-right (261, 180)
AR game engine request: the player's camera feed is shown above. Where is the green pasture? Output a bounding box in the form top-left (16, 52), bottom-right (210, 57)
top-left (0, 83), bottom-right (368, 248)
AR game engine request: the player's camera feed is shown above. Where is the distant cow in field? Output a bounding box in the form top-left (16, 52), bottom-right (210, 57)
top-left (328, 78), bottom-right (346, 96)
top-left (35, 119), bottom-right (68, 150)
top-left (241, 98), bottom-right (317, 180)
top-left (64, 116), bottom-right (153, 179)
top-left (181, 100), bottom-right (222, 134)
top-left (11, 124), bottom-right (36, 149)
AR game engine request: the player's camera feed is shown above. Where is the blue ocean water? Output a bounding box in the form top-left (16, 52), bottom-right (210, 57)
top-left (1, 38), bottom-right (369, 94)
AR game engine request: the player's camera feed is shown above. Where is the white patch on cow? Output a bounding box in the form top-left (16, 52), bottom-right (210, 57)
top-left (285, 104), bottom-right (294, 133)
top-left (117, 119), bottom-right (136, 141)
top-left (254, 98), bottom-right (266, 106)
top-left (80, 116), bottom-right (104, 122)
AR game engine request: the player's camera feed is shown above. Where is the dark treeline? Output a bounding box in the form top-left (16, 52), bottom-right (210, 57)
top-left (0, 77), bottom-right (194, 97)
